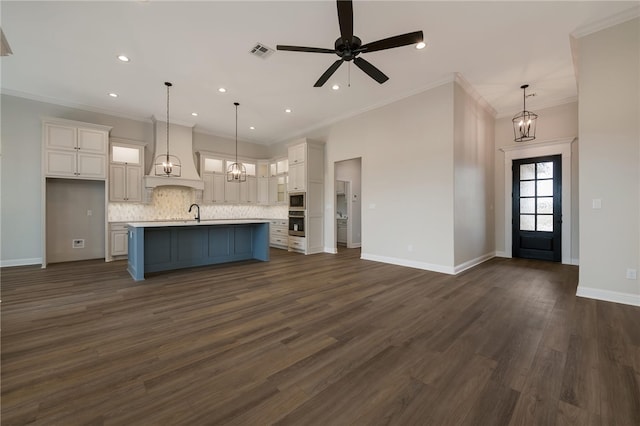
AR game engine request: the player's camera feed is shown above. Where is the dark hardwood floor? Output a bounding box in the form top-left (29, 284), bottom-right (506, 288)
top-left (1, 248), bottom-right (639, 425)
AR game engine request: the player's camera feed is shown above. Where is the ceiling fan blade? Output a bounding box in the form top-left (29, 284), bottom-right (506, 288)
top-left (353, 57), bottom-right (389, 84)
top-left (337, 0), bottom-right (353, 42)
top-left (360, 31), bottom-right (424, 53)
top-left (314, 60), bottom-right (344, 87)
top-left (276, 45), bottom-right (336, 54)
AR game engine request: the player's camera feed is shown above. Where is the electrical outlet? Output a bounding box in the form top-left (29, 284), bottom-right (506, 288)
top-left (626, 268), bottom-right (637, 280)
top-left (87, 210), bottom-right (92, 216)
top-left (72, 239), bottom-right (85, 249)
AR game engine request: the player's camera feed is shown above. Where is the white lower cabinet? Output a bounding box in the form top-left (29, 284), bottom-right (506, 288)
top-left (288, 235), bottom-right (306, 253)
top-left (269, 219), bottom-right (288, 249)
top-left (109, 223), bottom-right (128, 259)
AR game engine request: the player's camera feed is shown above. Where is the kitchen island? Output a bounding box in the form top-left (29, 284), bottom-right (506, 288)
top-left (127, 220), bottom-right (270, 281)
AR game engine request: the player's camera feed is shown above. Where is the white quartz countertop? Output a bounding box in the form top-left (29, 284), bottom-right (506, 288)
top-left (127, 219), bottom-right (271, 228)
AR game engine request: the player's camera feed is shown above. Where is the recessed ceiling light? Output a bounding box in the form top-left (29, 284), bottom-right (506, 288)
top-left (332, 84), bottom-right (340, 90)
top-left (191, 112), bottom-right (198, 117)
top-left (117, 55), bottom-right (130, 62)
top-left (285, 108), bottom-right (292, 113)
top-left (218, 87), bottom-right (227, 93)
top-left (108, 93), bottom-right (118, 98)
top-left (416, 42), bottom-right (426, 50)
top-left (249, 126), bottom-right (255, 130)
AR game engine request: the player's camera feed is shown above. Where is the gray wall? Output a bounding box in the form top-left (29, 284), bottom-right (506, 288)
top-left (46, 178), bottom-right (105, 263)
top-left (577, 17), bottom-right (640, 302)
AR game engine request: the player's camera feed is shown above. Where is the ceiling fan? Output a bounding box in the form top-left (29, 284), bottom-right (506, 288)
top-left (276, 0), bottom-right (424, 87)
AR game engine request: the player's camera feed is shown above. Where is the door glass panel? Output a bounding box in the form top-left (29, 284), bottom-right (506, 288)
top-left (537, 197), bottom-right (553, 214)
top-left (520, 198), bottom-right (535, 214)
top-left (536, 162), bottom-right (553, 179)
top-left (520, 181), bottom-right (535, 197)
top-left (520, 164), bottom-right (535, 180)
top-left (520, 215), bottom-right (535, 231)
top-left (537, 180), bottom-right (553, 196)
top-left (112, 146), bottom-right (140, 164)
top-left (537, 215), bottom-right (553, 231)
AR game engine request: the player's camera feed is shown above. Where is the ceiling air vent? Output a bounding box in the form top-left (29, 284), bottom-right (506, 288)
top-left (249, 42), bottom-right (274, 59)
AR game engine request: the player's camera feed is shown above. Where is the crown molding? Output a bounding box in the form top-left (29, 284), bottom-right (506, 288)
top-left (272, 73), bottom-right (460, 145)
top-left (1, 88), bottom-right (155, 124)
top-left (571, 4), bottom-right (640, 39)
top-left (453, 72), bottom-right (498, 117)
top-left (495, 95), bottom-right (578, 119)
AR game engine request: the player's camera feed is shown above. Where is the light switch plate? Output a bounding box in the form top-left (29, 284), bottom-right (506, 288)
top-left (592, 199), bottom-right (602, 209)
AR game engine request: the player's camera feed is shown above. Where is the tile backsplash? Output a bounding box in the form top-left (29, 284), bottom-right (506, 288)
top-left (108, 186), bottom-right (288, 222)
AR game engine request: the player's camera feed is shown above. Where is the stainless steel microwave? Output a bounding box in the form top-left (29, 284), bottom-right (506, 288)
top-left (289, 192), bottom-right (305, 210)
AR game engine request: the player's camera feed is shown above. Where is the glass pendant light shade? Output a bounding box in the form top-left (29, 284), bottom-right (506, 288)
top-left (154, 81), bottom-right (181, 177)
top-left (512, 84), bottom-right (538, 142)
top-left (226, 102), bottom-right (247, 183)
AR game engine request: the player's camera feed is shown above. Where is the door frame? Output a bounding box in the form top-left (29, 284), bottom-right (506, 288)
top-left (501, 137), bottom-right (576, 264)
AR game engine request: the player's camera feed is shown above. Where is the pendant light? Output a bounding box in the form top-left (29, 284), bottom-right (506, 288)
top-left (154, 81), bottom-right (181, 177)
top-left (512, 84), bottom-right (538, 142)
top-left (226, 102), bottom-right (247, 183)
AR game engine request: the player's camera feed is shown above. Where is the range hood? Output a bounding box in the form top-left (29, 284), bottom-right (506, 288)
top-left (144, 117), bottom-right (204, 190)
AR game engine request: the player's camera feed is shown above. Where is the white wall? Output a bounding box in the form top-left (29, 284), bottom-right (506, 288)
top-left (577, 18), bottom-right (640, 305)
top-left (494, 102), bottom-right (579, 260)
top-left (335, 158), bottom-right (362, 246)
top-left (453, 82), bottom-right (495, 270)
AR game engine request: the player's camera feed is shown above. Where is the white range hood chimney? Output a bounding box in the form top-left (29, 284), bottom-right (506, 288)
top-left (144, 117), bottom-right (204, 190)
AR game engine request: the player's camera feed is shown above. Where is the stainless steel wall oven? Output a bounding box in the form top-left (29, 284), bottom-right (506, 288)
top-left (288, 210), bottom-right (305, 236)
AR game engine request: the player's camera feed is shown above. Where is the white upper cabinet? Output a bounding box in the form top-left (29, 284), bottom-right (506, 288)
top-left (109, 140), bottom-right (144, 202)
top-left (43, 119), bottom-right (110, 179)
top-left (288, 143), bottom-right (306, 165)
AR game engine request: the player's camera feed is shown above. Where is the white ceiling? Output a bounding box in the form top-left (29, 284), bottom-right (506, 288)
top-left (1, 1), bottom-right (637, 145)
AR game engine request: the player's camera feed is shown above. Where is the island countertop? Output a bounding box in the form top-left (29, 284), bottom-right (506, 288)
top-left (127, 219), bottom-right (271, 228)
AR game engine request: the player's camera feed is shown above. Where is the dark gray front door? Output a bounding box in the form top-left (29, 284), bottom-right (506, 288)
top-left (512, 155), bottom-right (562, 262)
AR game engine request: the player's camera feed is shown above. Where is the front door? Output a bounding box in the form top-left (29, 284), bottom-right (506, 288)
top-left (512, 155), bottom-right (562, 262)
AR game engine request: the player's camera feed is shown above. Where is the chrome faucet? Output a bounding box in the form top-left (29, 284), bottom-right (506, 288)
top-left (188, 203), bottom-right (200, 223)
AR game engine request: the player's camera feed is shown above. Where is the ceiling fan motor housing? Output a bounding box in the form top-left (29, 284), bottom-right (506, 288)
top-left (335, 36), bottom-right (362, 61)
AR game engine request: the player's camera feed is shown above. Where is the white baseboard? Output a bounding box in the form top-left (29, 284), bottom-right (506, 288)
top-left (324, 247), bottom-right (338, 254)
top-left (495, 251), bottom-right (509, 258)
top-left (454, 252), bottom-right (495, 274)
top-left (360, 252), bottom-right (455, 275)
top-left (576, 285), bottom-right (640, 307)
top-left (348, 243), bottom-right (362, 248)
top-left (570, 258), bottom-right (580, 266)
top-left (0, 257), bottom-right (42, 268)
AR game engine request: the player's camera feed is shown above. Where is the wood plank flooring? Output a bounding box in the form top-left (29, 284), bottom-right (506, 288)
top-left (1, 248), bottom-right (639, 425)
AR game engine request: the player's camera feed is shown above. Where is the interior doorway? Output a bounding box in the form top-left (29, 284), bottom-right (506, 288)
top-left (335, 158), bottom-right (361, 252)
top-left (512, 155), bottom-right (562, 262)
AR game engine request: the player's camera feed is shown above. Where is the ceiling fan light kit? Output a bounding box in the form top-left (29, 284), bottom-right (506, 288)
top-left (154, 81), bottom-right (182, 177)
top-left (512, 84), bottom-right (538, 142)
top-left (276, 0), bottom-right (423, 87)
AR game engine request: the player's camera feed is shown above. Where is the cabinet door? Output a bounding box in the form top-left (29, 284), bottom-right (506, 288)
top-left (212, 174), bottom-right (225, 203)
top-left (289, 144), bottom-right (306, 165)
top-left (45, 150), bottom-right (77, 177)
top-left (109, 164), bottom-right (126, 201)
top-left (225, 180), bottom-right (240, 203)
top-left (268, 177), bottom-right (278, 204)
top-left (202, 173), bottom-right (215, 203)
top-left (288, 163), bottom-right (305, 192)
top-left (126, 166), bottom-right (142, 202)
top-left (78, 128), bottom-right (107, 154)
top-left (111, 231), bottom-right (128, 256)
top-left (45, 123), bottom-right (76, 151)
top-left (257, 177), bottom-right (269, 205)
top-left (247, 176), bottom-right (257, 204)
top-left (77, 152), bottom-right (106, 178)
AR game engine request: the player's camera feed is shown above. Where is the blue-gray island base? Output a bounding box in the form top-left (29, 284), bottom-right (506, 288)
top-left (127, 220), bottom-right (270, 281)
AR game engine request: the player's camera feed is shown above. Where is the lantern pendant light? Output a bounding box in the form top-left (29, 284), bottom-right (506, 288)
top-left (226, 102), bottom-right (247, 183)
top-left (512, 84), bottom-right (538, 142)
top-left (154, 81), bottom-right (181, 177)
